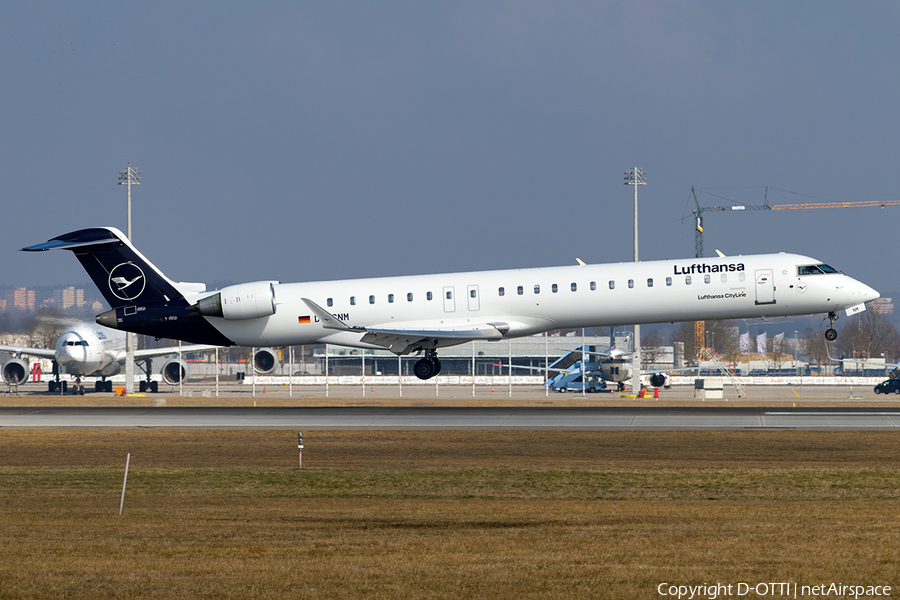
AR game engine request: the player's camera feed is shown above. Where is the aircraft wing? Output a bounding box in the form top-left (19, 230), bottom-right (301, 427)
top-left (360, 326), bottom-right (505, 355)
top-left (131, 345), bottom-right (218, 360)
top-left (0, 345), bottom-right (56, 360)
top-left (301, 297), bottom-right (507, 355)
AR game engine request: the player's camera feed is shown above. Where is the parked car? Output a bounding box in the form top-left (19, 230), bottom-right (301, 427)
top-left (873, 378), bottom-right (900, 394)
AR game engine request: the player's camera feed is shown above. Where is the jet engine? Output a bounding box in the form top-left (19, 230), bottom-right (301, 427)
top-left (161, 358), bottom-right (189, 385)
top-left (649, 373), bottom-right (670, 388)
top-left (195, 282), bottom-right (277, 320)
top-left (252, 348), bottom-right (280, 375)
top-left (1, 358), bottom-right (29, 386)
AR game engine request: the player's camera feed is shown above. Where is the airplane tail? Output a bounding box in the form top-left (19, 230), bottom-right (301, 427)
top-left (23, 227), bottom-right (191, 309)
top-left (23, 228), bottom-right (232, 346)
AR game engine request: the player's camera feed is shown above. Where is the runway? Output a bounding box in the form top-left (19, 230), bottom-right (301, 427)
top-left (2, 405), bottom-right (900, 430)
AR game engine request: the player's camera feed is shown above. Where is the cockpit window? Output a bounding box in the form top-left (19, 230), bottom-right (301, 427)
top-left (798, 264), bottom-right (840, 276)
top-left (65, 340), bottom-right (88, 346)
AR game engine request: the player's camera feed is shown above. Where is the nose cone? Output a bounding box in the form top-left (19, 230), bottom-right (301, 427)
top-left (56, 336), bottom-right (84, 366)
top-left (858, 281), bottom-right (880, 304)
top-left (865, 284), bottom-right (880, 303)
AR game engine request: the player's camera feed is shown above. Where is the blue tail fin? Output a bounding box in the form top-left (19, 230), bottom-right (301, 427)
top-left (23, 227), bottom-right (185, 309)
top-left (24, 228), bottom-right (233, 346)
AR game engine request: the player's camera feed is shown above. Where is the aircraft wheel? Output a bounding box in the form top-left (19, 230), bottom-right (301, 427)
top-left (139, 381), bottom-right (147, 393)
top-left (150, 381), bottom-right (158, 393)
top-left (78, 385), bottom-right (85, 396)
top-left (825, 328), bottom-right (838, 341)
top-left (48, 381), bottom-right (57, 393)
top-left (413, 358), bottom-right (437, 380)
top-left (106, 381), bottom-right (113, 393)
top-left (61, 381), bottom-right (68, 393)
top-left (95, 381), bottom-right (102, 393)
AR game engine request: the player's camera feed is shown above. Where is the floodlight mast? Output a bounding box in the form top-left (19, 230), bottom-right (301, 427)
top-left (624, 168), bottom-right (646, 395)
top-left (117, 164), bottom-right (141, 395)
top-left (118, 164), bottom-right (141, 242)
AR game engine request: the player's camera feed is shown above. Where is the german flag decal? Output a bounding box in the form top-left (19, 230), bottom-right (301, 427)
top-left (298, 315), bottom-right (311, 324)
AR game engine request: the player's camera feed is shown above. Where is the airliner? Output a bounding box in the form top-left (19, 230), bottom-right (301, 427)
top-left (23, 227), bottom-right (879, 380)
top-left (0, 321), bottom-right (214, 394)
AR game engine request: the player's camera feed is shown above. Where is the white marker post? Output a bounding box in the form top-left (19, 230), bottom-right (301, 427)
top-left (298, 431), bottom-right (304, 469)
top-left (119, 453), bottom-right (130, 516)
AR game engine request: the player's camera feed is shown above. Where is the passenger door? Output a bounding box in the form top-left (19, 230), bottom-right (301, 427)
top-left (754, 269), bottom-right (776, 305)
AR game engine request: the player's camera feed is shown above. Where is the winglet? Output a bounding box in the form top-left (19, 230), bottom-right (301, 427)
top-left (576, 258), bottom-right (586, 266)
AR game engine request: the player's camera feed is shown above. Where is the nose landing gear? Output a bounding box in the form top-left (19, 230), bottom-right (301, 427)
top-left (824, 311), bottom-right (838, 341)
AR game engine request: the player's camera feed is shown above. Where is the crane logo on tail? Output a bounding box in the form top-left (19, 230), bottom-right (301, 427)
top-left (108, 262), bottom-right (146, 301)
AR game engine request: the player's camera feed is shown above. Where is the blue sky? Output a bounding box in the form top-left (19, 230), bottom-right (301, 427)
top-left (3, 1), bottom-right (900, 297)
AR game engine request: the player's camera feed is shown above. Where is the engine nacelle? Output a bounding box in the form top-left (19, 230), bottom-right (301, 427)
top-left (195, 282), bottom-right (277, 320)
top-left (161, 358), bottom-right (190, 385)
top-left (649, 373), bottom-right (669, 388)
top-left (252, 348), bottom-right (280, 375)
top-left (2, 359), bottom-right (29, 385)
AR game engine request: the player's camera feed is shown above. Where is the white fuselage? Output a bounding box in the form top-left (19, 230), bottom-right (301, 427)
top-left (199, 253), bottom-right (879, 350)
top-left (55, 325), bottom-right (125, 377)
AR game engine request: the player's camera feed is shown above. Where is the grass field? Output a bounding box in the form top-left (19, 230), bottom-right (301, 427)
top-left (1, 429), bottom-right (898, 598)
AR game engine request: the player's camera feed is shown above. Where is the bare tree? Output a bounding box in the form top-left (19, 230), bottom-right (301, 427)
top-left (836, 310), bottom-right (899, 361)
top-left (801, 326), bottom-right (830, 374)
top-left (640, 329), bottom-right (667, 369)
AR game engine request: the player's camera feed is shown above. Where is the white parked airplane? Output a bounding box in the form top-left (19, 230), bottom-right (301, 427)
top-left (23, 227), bottom-right (879, 380)
top-left (0, 321), bottom-right (214, 394)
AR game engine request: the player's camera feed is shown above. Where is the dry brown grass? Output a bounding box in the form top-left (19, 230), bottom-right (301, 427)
top-left (1, 430), bottom-right (898, 599)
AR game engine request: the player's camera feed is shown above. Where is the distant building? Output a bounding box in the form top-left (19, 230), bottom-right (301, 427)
top-left (6, 288), bottom-right (35, 311)
top-left (54, 286), bottom-right (85, 309)
top-left (873, 297), bottom-right (893, 315)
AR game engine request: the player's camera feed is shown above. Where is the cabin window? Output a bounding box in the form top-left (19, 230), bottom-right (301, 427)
top-left (470, 289), bottom-right (477, 298)
top-left (685, 276), bottom-right (692, 285)
top-left (427, 291), bottom-right (433, 301)
top-left (517, 286), bottom-right (524, 295)
top-left (704, 274), bottom-right (711, 284)
top-left (407, 293), bottom-right (413, 302)
top-left (534, 285), bottom-right (540, 294)
top-left (498, 287), bottom-right (505, 296)
top-left (350, 296), bottom-right (356, 306)
top-left (552, 284), bottom-right (558, 293)
top-left (609, 280), bottom-right (615, 290)
top-left (388, 294), bottom-right (394, 303)
top-left (369, 295), bottom-right (375, 304)
top-left (647, 278), bottom-right (653, 287)
top-left (446, 290), bottom-right (453, 300)
top-left (720, 273), bottom-right (728, 283)
top-left (739, 273), bottom-right (745, 282)
top-left (326, 298), bottom-right (333, 307)
top-left (571, 283), bottom-right (577, 292)
top-left (666, 277), bottom-right (672, 286)
top-left (590, 281), bottom-right (596, 291)
top-left (628, 279), bottom-right (634, 289)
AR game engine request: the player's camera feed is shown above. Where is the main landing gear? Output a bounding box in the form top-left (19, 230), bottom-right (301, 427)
top-left (413, 350), bottom-right (442, 380)
top-left (824, 311), bottom-right (838, 341)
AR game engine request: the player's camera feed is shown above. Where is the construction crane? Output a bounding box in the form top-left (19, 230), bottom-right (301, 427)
top-left (771, 199), bottom-right (900, 211)
top-left (685, 186), bottom-right (900, 259)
